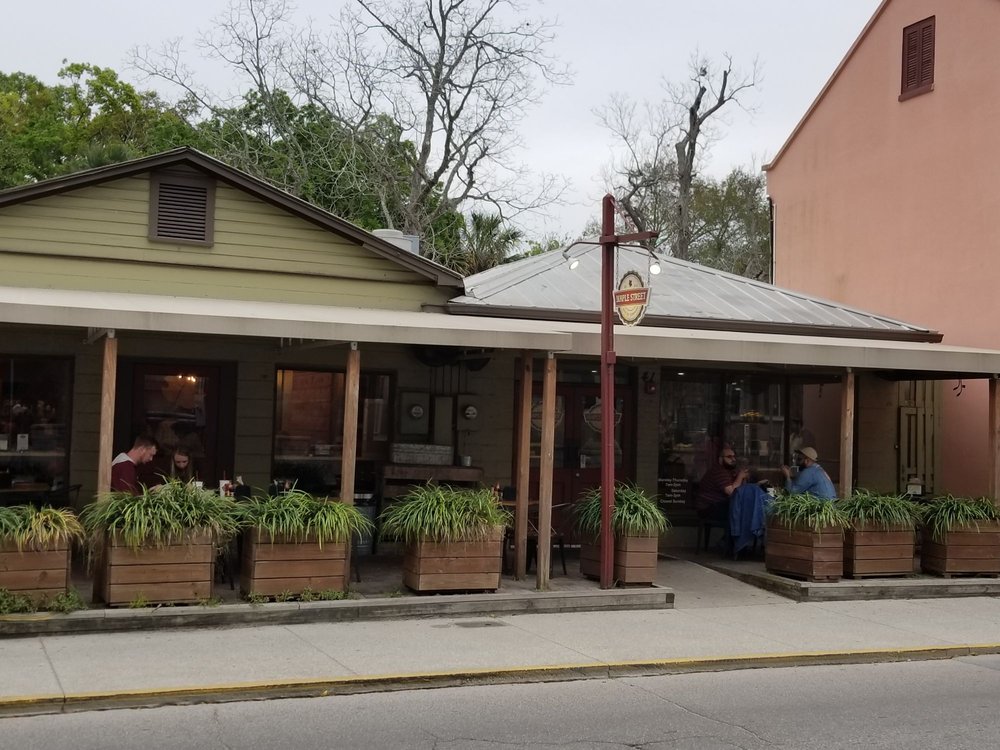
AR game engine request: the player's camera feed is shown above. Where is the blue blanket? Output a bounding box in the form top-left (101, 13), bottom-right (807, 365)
top-left (729, 484), bottom-right (770, 556)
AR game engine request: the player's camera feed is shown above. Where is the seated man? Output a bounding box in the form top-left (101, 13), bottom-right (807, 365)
top-left (110, 436), bottom-right (159, 494)
top-left (696, 446), bottom-right (747, 533)
top-left (781, 446), bottom-right (837, 500)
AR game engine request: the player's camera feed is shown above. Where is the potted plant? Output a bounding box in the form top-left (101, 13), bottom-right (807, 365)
top-left (379, 484), bottom-right (510, 593)
top-left (921, 495), bottom-right (1000, 577)
top-left (838, 489), bottom-right (921, 578)
top-left (0, 504), bottom-right (83, 604)
top-left (82, 479), bottom-right (242, 606)
top-left (239, 489), bottom-right (373, 599)
top-left (766, 493), bottom-right (849, 582)
top-left (576, 483), bottom-right (670, 586)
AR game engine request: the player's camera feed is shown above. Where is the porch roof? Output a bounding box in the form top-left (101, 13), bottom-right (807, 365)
top-left (3, 285), bottom-right (1000, 378)
top-left (0, 286), bottom-right (571, 351)
top-left (561, 322), bottom-right (1000, 379)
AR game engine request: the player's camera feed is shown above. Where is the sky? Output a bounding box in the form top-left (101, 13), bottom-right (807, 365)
top-left (0, 0), bottom-right (881, 238)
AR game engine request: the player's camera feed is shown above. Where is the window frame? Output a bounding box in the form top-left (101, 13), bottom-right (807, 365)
top-left (899, 16), bottom-right (935, 102)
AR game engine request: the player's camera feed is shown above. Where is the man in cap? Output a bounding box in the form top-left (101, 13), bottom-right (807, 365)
top-left (781, 446), bottom-right (836, 500)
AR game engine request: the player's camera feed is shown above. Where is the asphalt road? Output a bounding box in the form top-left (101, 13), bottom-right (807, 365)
top-left (5, 656), bottom-right (1000, 749)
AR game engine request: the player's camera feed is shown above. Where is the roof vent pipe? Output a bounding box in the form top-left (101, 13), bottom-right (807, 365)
top-left (373, 228), bottom-right (419, 254)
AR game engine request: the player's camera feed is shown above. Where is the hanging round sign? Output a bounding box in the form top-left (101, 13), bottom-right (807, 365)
top-left (614, 270), bottom-right (650, 326)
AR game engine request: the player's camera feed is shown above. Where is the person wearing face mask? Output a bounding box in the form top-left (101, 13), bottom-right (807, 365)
top-left (781, 446), bottom-right (837, 500)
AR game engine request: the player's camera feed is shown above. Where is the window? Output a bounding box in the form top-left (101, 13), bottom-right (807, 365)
top-left (0, 357), bottom-right (73, 490)
top-left (900, 16), bottom-right (935, 100)
top-left (148, 172), bottom-right (215, 246)
top-left (273, 370), bottom-right (392, 492)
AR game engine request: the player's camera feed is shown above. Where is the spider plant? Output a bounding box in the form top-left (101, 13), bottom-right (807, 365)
top-left (0, 504), bottom-right (84, 551)
top-left (240, 489), bottom-right (373, 547)
top-left (920, 495), bottom-right (1000, 543)
top-left (838, 489), bottom-right (922, 530)
top-left (575, 482), bottom-right (670, 538)
top-left (767, 493), bottom-right (850, 533)
top-left (379, 484), bottom-right (511, 545)
top-left (81, 479), bottom-right (243, 551)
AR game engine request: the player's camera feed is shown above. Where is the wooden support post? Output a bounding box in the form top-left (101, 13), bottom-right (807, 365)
top-left (536, 353), bottom-right (556, 591)
top-left (990, 378), bottom-right (1000, 502)
top-left (839, 370), bottom-right (856, 497)
top-left (340, 344), bottom-right (361, 504)
top-left (96, 332), bottom-right (118, 496)
top-left (515, 353), bottom-right (533, 579)
top-left (341, 343), bottom-right (361, 581)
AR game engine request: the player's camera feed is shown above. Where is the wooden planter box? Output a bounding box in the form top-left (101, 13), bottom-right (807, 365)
top-left (94, 530), bottom-right (214, 607)
top-left (580, 534), bottom-right (660, 585)
top-left (766, 521), bottom-right (843, 582)
top-left (922, 522), bottom-right (1000, 577)
top-left (844, 524), bottom-right (916, 578)
top-left (0, 540), bottom-right (71, 604)
top-left (403, 529), bottom-right (503, 593)
top-left (241, 529), bottom-right (348, 597)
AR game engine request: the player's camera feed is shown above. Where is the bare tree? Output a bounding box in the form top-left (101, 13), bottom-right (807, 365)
top-left (596, 54), bottom-right (759, 261)
top-left (132, 0), bottom-right (569, 261)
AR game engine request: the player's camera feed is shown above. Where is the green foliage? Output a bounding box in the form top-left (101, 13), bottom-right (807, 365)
top-left (0, 63), bottom-right (202, 188)
top-left (319, 589), bottom-right (346, 601)
top-left (299, 587), bottom-right (319, 602)
top-left (80, 479), bottom-right (243, 552)
top-left (246, 591), bottom-right (268, 605)
top-left (0, 504), bottom-right (84, 550)
top-left (837, 489), bottom-right (922, 531)
top-left (45, 588), bottom-right (86, 614)
top-left (378, 484), bottom-right (510, 546)
top-left (0, 587), bottom-right (86, 614)
top-left (575, 483), bottom-right (670, 538)
top-left (128, 593), bottom-right (151, 609)
top-left (239, 489), bottom-right (373, 547)
top-left (0, 589), bottom-right (37, 614)
top-left (767, 493), bottom-right (850, 533)
top-left (197, 596), bottom-right (223, 608)
top-left (920, 495), bottom-right (1000, 543)
top-left (444, 212), bottom-right (524, 276)
top-left (688, 168), bottom-right (771, 281)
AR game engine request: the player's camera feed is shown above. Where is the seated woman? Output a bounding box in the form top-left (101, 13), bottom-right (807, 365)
top-left (166, 448), bottom-right (196, 483)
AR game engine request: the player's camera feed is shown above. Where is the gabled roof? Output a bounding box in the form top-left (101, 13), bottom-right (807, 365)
top-left (0, 147), bottom-right (462, 287)
top-left (449, 242), bottom-right (941, 342)
top-left (764, 0), bottom-right (890, 172)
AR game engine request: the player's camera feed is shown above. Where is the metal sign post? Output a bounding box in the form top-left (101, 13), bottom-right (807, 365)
top-left (597, 195), bottom-right (657, 589)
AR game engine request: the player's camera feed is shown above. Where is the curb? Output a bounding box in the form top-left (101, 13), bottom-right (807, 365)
top-left (0, 587), bottom-right (674, 638)
top-left (5, 643), bottom-right (1000, 718)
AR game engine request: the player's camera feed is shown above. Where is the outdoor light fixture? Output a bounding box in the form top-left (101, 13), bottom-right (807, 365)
top-left (648, 248), bottom-right (662, 275)
top-left (562, 247), bottom-right (580, 270)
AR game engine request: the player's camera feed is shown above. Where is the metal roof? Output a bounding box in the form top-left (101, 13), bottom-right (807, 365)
top-left (451, 243), bottom-right (939, 342)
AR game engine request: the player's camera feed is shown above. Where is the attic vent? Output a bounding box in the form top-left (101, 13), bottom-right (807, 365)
top-left (149, 173), bottom-right (215, 246)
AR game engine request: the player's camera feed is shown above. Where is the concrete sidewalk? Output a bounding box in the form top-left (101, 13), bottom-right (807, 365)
top-left (3, 559), bottom-right (1000, 717)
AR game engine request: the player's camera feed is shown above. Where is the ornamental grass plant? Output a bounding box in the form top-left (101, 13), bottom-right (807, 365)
top-left (0, 504), bottom-right (84, 550)
top-left (837, 489), bottom-right (922, 530)
top-left (767, 492), bottom-right (850, 533)
top-left (81, 479), bottom-right (243, 551)
top-left (379, 483), bottom-right (511, 545)
top-left (575, 482), bottom-right (670, 538)
top-left (240, 489), bottom-right (373, 547)
top-left (920, 494), bottom-right (1000, 543)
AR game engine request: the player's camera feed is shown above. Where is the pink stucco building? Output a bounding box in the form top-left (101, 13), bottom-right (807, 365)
top-left (765, 0), bottom-right (1000, 496)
